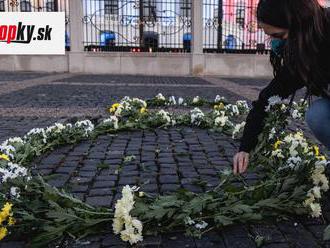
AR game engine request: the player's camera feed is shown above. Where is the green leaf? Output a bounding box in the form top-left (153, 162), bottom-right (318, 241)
top-left (214, 215), bottom-right (234, 226)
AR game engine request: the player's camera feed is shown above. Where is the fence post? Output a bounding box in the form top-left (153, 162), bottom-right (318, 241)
top-left (191, 0), bottom-right (205, 75)
top-left (69, 0), bottom-right (84, 52)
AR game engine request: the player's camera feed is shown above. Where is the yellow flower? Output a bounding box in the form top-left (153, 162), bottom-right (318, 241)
top-left (140, 108), bottom-right (147, 114)
top-left (139, 192), bottom-right (145, 197)
top-left (0, 203), bottom-right (12, 224)
top-left (313, 146), bottom-right (320, 156)
top-left (317, 156), bottom-right (326, 161)
top-left (109, 103), bottom-right (121, 113)
top-left (2, 203), bottom-right (12, 216)
top-left (214, 103), bottom-right (225, 110)
top-left (274, 140), bottom-right (282, 150)
top-left (0, 227), bottom-right (7, 241)
top-left (8, 217), bottom-right (15, 226)
top-left (0, 154), bottom-right (9, 161)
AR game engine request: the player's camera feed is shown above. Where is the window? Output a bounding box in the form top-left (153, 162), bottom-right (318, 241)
top-left (180, 0), bottom-right (191, 18)
top-left (104, 0), bottom-right (118, 15)
top-left (46, 1), bottom-right (55, 12)
top-left (0, 0), bottom-right (5, 12)
top-left (236, 2), bottom-right (245, 28)
top-left (143, 0), bottom-right (157, 21)
top-left (20, 0), bottom-right (31, 12)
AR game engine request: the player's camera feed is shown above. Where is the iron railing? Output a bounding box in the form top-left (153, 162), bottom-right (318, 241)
top-left (203, 0), bottom-right (270, 54)
top-left (0, 0), bottom-right (271, 54)
top-left (0, 0), bottom-right (70, 51)
top-left (83, 0), bottom-right (192, 52)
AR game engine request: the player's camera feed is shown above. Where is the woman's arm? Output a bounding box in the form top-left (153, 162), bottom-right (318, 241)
top-left (233, 66), bottom-right (303, 174)
top-left (239, 66), bottom-right (304, 153)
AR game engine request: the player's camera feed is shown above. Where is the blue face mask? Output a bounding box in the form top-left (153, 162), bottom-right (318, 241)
top-left (271, 39), bottom-right (286, 56)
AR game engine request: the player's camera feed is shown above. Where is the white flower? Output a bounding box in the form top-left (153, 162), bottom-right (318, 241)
top-left (190, 108), bottom-right (205, 126)
top-left (193, 96), bottom-right (200, 104)
top-left (311, 186), bottom-right (322, 199)
top-left (0, 162), bottom-right (28, 183)
top-left (269, 128), bottom-right (276, 140)
top-left (232, 121), bottom-right (246, 139)
top-left (10, 187), bottom-right (20, 198)
top-left (287, 156), bottom-right (302, 169)
top-left (292, 109), bottom-right (302, 119)
top-left (310, 203), bottom-right (322, 218)
top-left (75, 120), bottom-right (94, 136)
top-left (225, 104), bottom-right (240, 116)
top-left (178, 97), bottom-right (184, 105)
top-left (311, 165), bottom-right (329, 192)
top-left (215, 95), bottom-right (225, 103)
top-left (155, 93), bottom-right (166, 101)
top-left (195, 221), bottom-right (208, 230)
top-left (168, 96), bottom-right (177, 105)
top-left (236, 100), bottom-right (250, 112)
top-left (157, 110), bottom-right (173, 125)
top-left (120, 220), bottom-right (143, 245)
top-left (271, 149), bottom-right (285, 159)
top-left (214, 111), bottom-right (228, 127)
top-left (266, 96), bottom-right (282, 111)
top-left (113, 185), bottom-right (143, 245)
top-left (304, 193), bottom-right (315, 207)
top-left (2, 137), bottom-right (24, 147)
top-left (132, 98), bottom-right (147, 108)
top-left (103, 116), bottom-right (119, 129)
top-left (0, 145), bottom-right (16, 159)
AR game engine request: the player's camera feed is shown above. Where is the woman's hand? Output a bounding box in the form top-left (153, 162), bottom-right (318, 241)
top-left (233, 152), bottom-right (249, 175)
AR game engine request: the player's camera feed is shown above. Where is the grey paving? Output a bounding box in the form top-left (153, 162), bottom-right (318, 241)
top-left (0, 71), bottom-right (55, 82)
top-left (54, 74), bottom-right (213, 85)
top-left (0, 84), bottom-right (245, 108)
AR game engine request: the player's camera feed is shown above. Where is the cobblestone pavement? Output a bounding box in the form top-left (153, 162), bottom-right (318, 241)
top-left (0, 72), bottom-right (329, 248)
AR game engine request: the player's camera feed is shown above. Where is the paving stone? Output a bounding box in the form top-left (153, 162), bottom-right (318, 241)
top-left (159, 175), bottom-right (179, 184)
top-left (118, 177), bottom-right (139, 185)
top-left (47, 174), bottom-right (70, 188)
top-left (262, 244), bottom-right (290, 248)
top-left (161, 184), bottom-right (180, 193)
top-left (162, 233), bottom-right (195, 247)
top-left (0, 242), bottom-right (25, 248)
top-left (79, 170), bottom-right (97, 177)
top-left (140, 184), bottom-right (159, 193)
top-left (93, 181), bottom-right (116, 188)
top-left (250, 224), bottom-right (287, 244)
top-left (101, 234), bottom-right (128, 247)
top-left (71, 185), bottom-right (89, 193)
top-left (195, 231), bottom-right (226, 248)
top-left (277, 221), bottom-right (319, 248)
top-left (56, 166), bottom-right (77, 175)
top-left (89, 188), bottom-right (114, 196)
top-left (71, 177), bottom-right (93, 184)
top-left (86, 196), bottom-right (112, 207)
top-left (95, 175), bottom-right (118, 181)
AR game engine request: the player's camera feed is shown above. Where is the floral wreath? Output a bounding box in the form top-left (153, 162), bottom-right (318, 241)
top-left (0, 93), bottom-right (329, 246)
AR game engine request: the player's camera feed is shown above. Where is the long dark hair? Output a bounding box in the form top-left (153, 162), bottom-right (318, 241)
top-left (257, 0), bottom-right (327, 88)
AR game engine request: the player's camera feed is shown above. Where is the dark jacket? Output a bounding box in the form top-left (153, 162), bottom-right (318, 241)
top-left (239, 10), bottom-right (330, 153)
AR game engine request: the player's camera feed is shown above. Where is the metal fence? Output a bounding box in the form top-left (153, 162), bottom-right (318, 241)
top-left (203, 0), bottom-right (270, 54)
top-left (83, 0), bottom-right (192, 52)
top-left (0, 0), bottom-right (70, 50)
top-left (0, 0), bottom-right (270, 54)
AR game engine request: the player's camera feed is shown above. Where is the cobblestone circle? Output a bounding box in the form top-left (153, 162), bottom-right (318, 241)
top-left (0, 72), bottom-right (329, 248)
